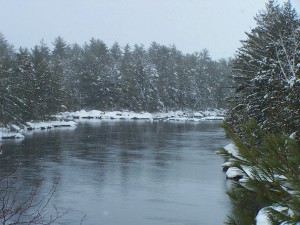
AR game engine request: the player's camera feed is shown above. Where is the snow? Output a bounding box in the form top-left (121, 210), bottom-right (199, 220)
top-left (199, 116), bottom-right (225, 120)
top-left (256, 205), bottom-right (296, 225)
top-left (221, 143), bottom-right (300, 224)
top-left (56, 109), bottom-right (226, 122)
top-left (256, 207), bottom-right (273, 225)
top-left (10, 124), bottom-right (22, 132)
top-left (222, 161), bottom-right (232, 168)
top-left (1, 109), bottom-right (225, 141)
top-left (25, 121), bottom-right (77, 130)
top-left (289, 131), bottom-right (297, 139)
top-left (60, 110), bottom-right (154, 120)
top-left (224, 143), bottom-right (239, 158)
top-left (14, 133), bottom-right (25, 138)
top-left (222, 143), bottom-right (253, 180)
top-left (47, 121), bottom-right (77, 127)
top-left (0, 131), bottom-right (25, 139)
top-left (0, 121), bottom-right (77, 141)
top-left (193, 112), bottom-right (204, 117)
top-left (226, 167), bottom-right (243, 179)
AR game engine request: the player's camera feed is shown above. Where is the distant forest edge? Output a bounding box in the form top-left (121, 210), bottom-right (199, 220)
top-left (0, 33), bottom-right (234, 125)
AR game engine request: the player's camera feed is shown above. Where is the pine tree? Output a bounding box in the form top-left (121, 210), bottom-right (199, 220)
top-left (51, 36), bottom-right (70, 110)
top-left (148, 43), bottom-right (177, 110)
top-left (31, 41), bottom-right (65, 119)
top-left (119, 44), bottom-right (137, 110)
top-left (52, 36), bottom-right (68, 59)
top-left (0, 33), bottom-right (233, 123)
top-left (79, 38), bottom-right (112, 109)
top-left (219, 121), bottom-right (300, 225)
top-left (228, 0), bottom-right (300, 135)
top-left (0, 56), bottom-right (20, 125)
top-left (108, 42), bottom-right (123, 109)
top-left (222, 1), bottom-right (300, 224)
top-left (0, 33), bottom-right (26, 125)
top-left (65, 43), bottom-right (84, 109)
top-left (13, 48), bottom-right (35, 122)
top-left (215, 58), bottom-right (234, 109)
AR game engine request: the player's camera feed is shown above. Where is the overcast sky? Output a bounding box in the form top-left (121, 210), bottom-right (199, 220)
top-left (0, 0), bottom-right (299, 59)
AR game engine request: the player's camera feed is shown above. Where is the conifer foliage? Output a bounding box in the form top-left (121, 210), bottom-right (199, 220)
top-left (220, 121), bottom-right (300, 224)
top-left (227, 0), bottom-right (300, 136)
top-left (0, 36), bottom-right (233, 125)
top-left (223, 1), bottom-right (300, 224)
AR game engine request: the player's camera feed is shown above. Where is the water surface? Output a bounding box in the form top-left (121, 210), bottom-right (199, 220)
top-left (1, 120), bottom-right (230, 225)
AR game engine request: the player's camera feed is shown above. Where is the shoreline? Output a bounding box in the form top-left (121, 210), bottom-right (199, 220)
top-left (56, 109), bottom-right (226, 121)
top-left (0, 109), bottom-right (226, 141)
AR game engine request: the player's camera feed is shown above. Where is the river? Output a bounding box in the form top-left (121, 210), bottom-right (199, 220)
top-left (0, 120), bottom-right (230, 225)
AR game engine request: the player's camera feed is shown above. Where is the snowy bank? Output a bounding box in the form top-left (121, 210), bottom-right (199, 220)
top-left (0, 121), bottom-right (77, 141)
top-left (221, 143), bottom-right (244, 179)
top-left (256, 205), bottom-right (296, 225)
top-left (0, 127), bottom-right (24, 140)
top-left (25, 121), bottom-right (77, 130)
top-left (1, 109), bottom-right (224, 141)
top-left (0, 130), bottom-right (25, 140)
top-left (221, 143), bottom-right (299, 225)
top-left (55, 109), bottom-right (226, 122)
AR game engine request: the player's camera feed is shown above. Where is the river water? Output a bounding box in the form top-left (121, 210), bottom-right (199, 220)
top-left (1, 120), bottom-right (230, 225)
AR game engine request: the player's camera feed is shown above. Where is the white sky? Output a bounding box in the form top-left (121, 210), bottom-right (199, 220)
top-left (0, 0), bottom-right (299, 59)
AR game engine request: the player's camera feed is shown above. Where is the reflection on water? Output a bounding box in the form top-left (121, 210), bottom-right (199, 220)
top-left (0, 120), bottom-right (230, 225)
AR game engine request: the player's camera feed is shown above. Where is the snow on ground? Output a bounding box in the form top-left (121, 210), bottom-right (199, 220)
top-left (1, 109), bottom-right (225, 141)
top-left (55, 109), bottom-right (226, 121)
top-left (256, 205), bottom-right (296, 225)
top-left (222, 143), bottom-right (244, 179)
top-left (226, 167), bottom-right (243, 179)
top-left (0, 130), bottom-right (25, 140)
top-left (58, 110), bottom-right (154, 120)
top-left (0, 121), bottom-right (77, 141)
top-left (0, 127), bottom-right (24, 140)
top-left (25, 121), bottom-right (77, 130)
top-left (221, 143), bottom-right (299, 225)
top-left (224, 143), bottom-right (239, 158)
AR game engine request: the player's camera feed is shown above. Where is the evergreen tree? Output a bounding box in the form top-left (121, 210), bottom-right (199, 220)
top-left (222, 1), bottom-right (300, 224)
top-left (108, 42), bottom-right (123, 109)
top-left (31, 42), bottom-right (51, 119)
top-left (51, 36), bottom-right (70, 110)
top-left (228, 0), bottom-right (300, 135)
top-left (0, 56), bottom-right (20, 125)
top-left (192, 49), bottom-right (216, 110)
top-left (31, 41), bottom-right (64, 119)
top-left (0, 33), bottom-right (25, 125)
top-left (79, 39), bottom-right (112, 109)
top-left (119, 44), bottom-right (136, 110)
top-left (0, 33), bottom-right (234, 124)
top-left (65, 43), bottom-right (84, 109)
top-left (0, 32), bottom-right (14, 58)
top-left (148, 43), bottom-right (174, 110)
top-left (219, 121), bottom-right (300, 225)
top-left (13, 48), bottom-right (35, 122)
top-left (52, 36), bottom-right (68, 59)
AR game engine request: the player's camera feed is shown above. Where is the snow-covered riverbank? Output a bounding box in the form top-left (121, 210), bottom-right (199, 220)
top-left (0, 109), bottom-right (225, 141)
top-left (221, 143), bottom-right (298, 225)
top-left (55, 109), bottom-right (226, 121)
top-left (0, 121), bottom-right (77, 141)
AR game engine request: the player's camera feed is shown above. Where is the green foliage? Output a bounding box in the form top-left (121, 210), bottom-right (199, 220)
top-left (227, 0), bottom-right (300, 136)
top-left (223, 1), bottom-right (300, 224)
top-left (221, 121), bottom-right (300, 224)
top-left (0, 32), bottom-right (233, 125)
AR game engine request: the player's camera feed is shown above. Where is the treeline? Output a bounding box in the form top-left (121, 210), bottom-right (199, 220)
top-left (222, 1), bottom-right (300, 224)
top-left (0, 35), bottom-right (233, 125)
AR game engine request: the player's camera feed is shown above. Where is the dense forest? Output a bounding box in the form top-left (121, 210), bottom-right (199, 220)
top-left (221, 1), bottom-right (300, 224)
top-left (0, 35), bottom-right (233, 125)
top-left (2, 0), bottom-right (300, 224)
